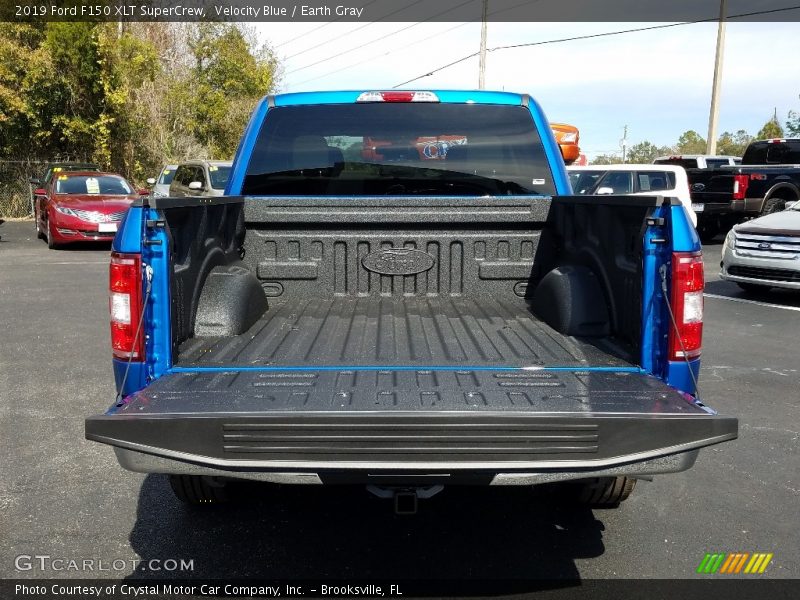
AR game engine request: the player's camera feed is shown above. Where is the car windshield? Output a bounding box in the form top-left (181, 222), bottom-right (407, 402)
top-left (158, 168), bottom-right (175, 185)
top-left (242, 103), bottom-right (556, 196)
top-left (209, 165), bottom-right (232, 190)
top-left (569, 170), bottom-right (604, 194)
top-left (55, 175), bottom-right (132, 195)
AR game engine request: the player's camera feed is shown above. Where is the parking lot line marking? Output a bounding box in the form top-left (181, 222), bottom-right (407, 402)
top-left (704, 293), bottom-right (800, 313)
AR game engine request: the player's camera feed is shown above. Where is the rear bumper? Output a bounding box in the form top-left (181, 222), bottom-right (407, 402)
top-left (85, 368), bottom-right (737, 481)
top-left (113, 446), bottom-right (701, 485)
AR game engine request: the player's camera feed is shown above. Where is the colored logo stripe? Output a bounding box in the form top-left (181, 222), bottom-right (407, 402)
top-left (698, 552), bottom-right (773, 574)
top-left (744, 553), bottom-right (774, 574)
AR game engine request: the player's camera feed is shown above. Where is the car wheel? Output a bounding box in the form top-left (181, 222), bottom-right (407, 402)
top-left (169, 475), bottom-right (229, 505)
top-left (761, 197), bottom-right (786, 216)
top-left (574, 476), bottom-right (637, 508)
top-left (35, 209), bottom-right (45, 240)
top-left (737, 282), bottom-right (771, 293)
top-left (45, 218), bottom-right (61, 250)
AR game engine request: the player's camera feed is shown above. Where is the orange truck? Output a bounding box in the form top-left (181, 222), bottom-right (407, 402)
top-left (550, 122), bottom-right (580, 165)
top-left (362, 124), bottom-right (580, 165)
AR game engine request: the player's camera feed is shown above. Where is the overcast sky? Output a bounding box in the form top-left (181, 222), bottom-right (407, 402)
top-left (254, 21), bottom-right (800, 158)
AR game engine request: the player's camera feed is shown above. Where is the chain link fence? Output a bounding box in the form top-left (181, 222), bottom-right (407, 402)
top-left (0, 160), bottom-right (48, 218)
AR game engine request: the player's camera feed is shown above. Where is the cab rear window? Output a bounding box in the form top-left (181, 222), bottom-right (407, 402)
top-left (243, 103), bottom-right (555, 196)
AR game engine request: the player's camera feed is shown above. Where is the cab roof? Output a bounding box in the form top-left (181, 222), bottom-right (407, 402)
top-left (269, 90), bottom-right (531, 106)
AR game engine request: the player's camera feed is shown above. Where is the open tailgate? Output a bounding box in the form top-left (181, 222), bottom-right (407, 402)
top-left (86, 367), bottom-right (737, 471)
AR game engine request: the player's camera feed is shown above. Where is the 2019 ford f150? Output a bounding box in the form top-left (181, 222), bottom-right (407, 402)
top-left (85, 90), bottom-right (737, 509)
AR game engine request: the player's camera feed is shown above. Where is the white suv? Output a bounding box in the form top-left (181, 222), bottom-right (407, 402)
top-left (568, 164), bottom-right (695, 226)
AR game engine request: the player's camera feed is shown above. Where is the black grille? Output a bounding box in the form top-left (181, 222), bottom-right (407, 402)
top-left (728, 265), bottom-right (800, 282)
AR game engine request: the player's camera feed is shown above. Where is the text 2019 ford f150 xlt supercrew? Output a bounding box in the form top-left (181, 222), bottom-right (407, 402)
top-left (85, 90), bottom-right (737, 509)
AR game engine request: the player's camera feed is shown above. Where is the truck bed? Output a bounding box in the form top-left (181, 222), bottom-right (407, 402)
top-left (177, 295), bottom-right (629, 368)
top-left (86, 195), bottom-right (737, 476)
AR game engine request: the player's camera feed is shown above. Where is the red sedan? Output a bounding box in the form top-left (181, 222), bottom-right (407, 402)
top-left (34, 171), bottom-right (148, 249)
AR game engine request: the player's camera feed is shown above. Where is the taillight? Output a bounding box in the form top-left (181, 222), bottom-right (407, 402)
top-left (732, 174), bottom-right (749, 200)
top-left (356, 91), bottom-right (439, 103)
top-left (110, 252), bottom-right (144, 360)
top-left (668, 252), bottom-right (704, 361)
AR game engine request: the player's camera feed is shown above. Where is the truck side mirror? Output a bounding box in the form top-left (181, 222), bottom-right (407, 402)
top-left (33, 188), bottom-right (47, 196)
top-left (146, 178), bottom-right (156, 186)
top-left (188, 181), bottom-right (203, 190)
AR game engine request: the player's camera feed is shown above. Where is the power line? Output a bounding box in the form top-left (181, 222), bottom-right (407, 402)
top-left (285, 0), bottom-right (477, 77)
top-left (392, 5), bottom-right (800, 88)
top-left (293, 22), bottom-right (476, 87)
top-left (283, 0), bottom-right (428, 62)
top-left (273, 0), bottom-right (380, 49)
top-left (287, 0), bottom-right (542, 87)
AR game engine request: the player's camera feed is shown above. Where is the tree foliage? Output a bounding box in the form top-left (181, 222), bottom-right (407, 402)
top-left (675, 130), bottom-right (706, 154)
top-left (717, 129), bottom-right (753, 156)
top-left (590, 154), bottom-right (624, 165)
top-left (626, 141), bottom-right (674, 163)
top-left (0, 22), bottom-right (280, 183)
top-left (757, 114), bottom-right (784, 140)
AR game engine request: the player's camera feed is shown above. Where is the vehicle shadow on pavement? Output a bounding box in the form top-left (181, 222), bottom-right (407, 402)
top-left (124, 474), bottom-right (606, 589)
top-left (705, 279), bottom-right (800, 308)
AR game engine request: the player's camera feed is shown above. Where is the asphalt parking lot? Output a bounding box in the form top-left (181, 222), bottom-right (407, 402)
top-left (1, 219), bottom-right (798, 584)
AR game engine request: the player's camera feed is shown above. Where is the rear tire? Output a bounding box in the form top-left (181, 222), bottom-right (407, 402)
top-left (575, 476), bottom-right (636, 507)
top-left (737, 282), bottom-right (771, 293)
top-left (761, 197), bottom-right (786, 216)
top-left (169, 475), bottom-right (229, 505)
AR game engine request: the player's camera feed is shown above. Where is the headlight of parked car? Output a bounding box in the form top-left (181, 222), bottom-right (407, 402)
top-left (722, 229), bottom-right (734, 256)
top-left (54, 206), bottom-right (78, 217)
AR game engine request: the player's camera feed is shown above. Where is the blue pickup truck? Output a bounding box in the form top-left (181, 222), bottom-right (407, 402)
top-left (86, 90), bottom-right (737, 510)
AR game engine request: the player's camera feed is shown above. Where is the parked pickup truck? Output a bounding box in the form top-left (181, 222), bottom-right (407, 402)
top-left (657, 140), bottom-right (800, 241)
top-left (85, 90), bottom-right (737, 511)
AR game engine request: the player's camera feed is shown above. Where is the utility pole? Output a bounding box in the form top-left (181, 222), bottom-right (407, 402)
top-left (621, 125), bottom-right (628, 162)
top-left (478, 0), bottom-right (488, 89)
top-left (706, 0), bottom-right (726, 155)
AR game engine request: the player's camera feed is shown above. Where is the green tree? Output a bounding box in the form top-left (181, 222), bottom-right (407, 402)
top-left (716, 129), bottom-right (752, 156)
top-left (189, 24), bottom-right (279, 158)
top-left (0, 24), bottom-right (45, 157)
top-left (675, 130), bottom-right (706, 154)
top-left (787, 110), bottom-right (800, 136)
top-left (756, 113), bottom-right (784, 140)
top-left (786, 96), bottom-right (800, 136)
top-left (627, 141), bottom-right (674, 163)
top-left (590, 153), bottom-right (623, 165)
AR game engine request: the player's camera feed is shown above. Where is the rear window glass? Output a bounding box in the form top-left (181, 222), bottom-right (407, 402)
top-left (243, 103), bottom-right (555, 196)
top-left (654, 158), bottom-right (697, 170)
top-left (704, 158), bottom-right (730, 168)
top-left (55, 175), bottom-right (132, 195)
top-left (743, 141), bottom-right (800, 165)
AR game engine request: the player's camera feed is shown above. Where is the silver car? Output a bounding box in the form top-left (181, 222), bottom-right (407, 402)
top-left (147, 164), bottom-right (178, 198)
top-left (169, 160), bottom-right (232, 198)
top-left (720, 202), bottom-right (800, 291)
